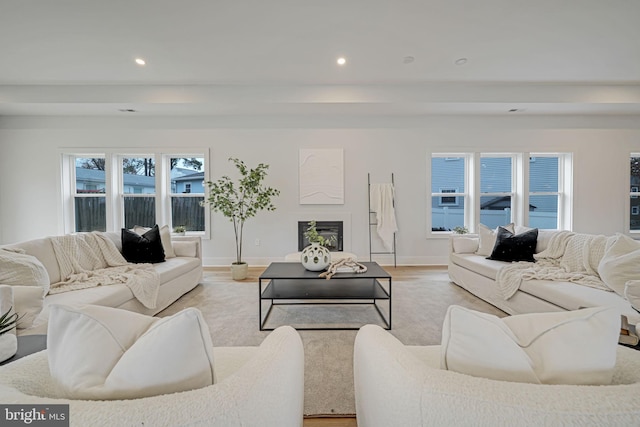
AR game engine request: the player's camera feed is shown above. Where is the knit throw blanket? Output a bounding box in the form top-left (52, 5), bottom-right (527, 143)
top-left (48, 232), bottom-right (159, 309)
top-left (496, 231), bottom-right (613, 300)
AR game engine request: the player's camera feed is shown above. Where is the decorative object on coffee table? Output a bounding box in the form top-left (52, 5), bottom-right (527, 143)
top-left (0, 286), bottom-right (19, 363)
top-left (301, 243), bottom-right (331, 271)
top-left (203, 158), bottom-right (280, 280)
top-left (301, 220), bottom-right (335, 271)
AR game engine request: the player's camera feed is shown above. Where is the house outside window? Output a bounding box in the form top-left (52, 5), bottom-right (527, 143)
top-left (480, 155), bottom-right (513, 229)
top-left (73, 156), bottom-right (106, 232)
top-left (169, 156), bottom-right (205, 233)
top-left (439, 188), bottom-right (458, 206)
top-left (431, 155), bottom-right (468, 232)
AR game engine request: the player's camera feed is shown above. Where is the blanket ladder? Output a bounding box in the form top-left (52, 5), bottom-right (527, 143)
top-left (368, 173), bottom-right (397, 267)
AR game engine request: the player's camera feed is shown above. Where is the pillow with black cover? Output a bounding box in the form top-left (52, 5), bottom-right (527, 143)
top-left (488, 226), bottom-right (538, 262)
top-left (121, 225), bottom-right (165, 263)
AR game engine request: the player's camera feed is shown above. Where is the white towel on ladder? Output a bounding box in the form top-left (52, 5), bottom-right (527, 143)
top-left (370, 183), bottom-right (398, 252)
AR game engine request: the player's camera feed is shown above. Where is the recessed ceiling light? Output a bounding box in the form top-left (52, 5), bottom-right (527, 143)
top-left (337, 57), bottom-right (346, 66)
top-left (454, 58), bottom-right (468, 66)
top-left (403, 56), bottom-right (415, 64)
top-left (135, 58), bottom-right (146, 66)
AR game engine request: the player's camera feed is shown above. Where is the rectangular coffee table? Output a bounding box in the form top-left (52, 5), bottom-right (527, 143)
top-left (259, 262), bottom-right (392, 331)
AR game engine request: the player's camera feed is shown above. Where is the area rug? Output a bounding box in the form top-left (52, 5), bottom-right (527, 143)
top-left (158, 268), bottom-right (505, 416)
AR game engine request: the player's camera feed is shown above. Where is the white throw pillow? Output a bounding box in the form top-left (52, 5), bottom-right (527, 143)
top-left (0, 249), bottom-right (50, 293)
top-left (12, 286), bottom-right (45, 329)
top-left (598, 233), bottom-right (640, 296)
top-left (625, 280), bottom-right (640, 311)
top-left (476, 223), bottom-right (514, 256)
top-left (47, 304), bottom-right (215, 400)
top-left (173, 241), bottom-right (198, 258)
top-left (452, 237), bottom-right (479, 254)
top-left (133, 225), bottom-right (176, 258)
top-left (441, 305), bottom-right (619, 385)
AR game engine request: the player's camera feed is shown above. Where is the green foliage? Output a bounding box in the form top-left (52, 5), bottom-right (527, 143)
top-left (203, 158), bottom-right (280, 264)
top-left (0, 307), bottom-right (21, 335)
top-left (304, 220), bottom-right (337, 247)
top-left (174, 225), bottom-right (186, 233)
top-left (452, 226), bottom-right (469, 234)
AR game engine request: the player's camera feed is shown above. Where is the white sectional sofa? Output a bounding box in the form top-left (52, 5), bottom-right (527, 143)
top-left (2, 232), bottom-right (202, 335)
top-left (448, 229), bottom-right (640, 324)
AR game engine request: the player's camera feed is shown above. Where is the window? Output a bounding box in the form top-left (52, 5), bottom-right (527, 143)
top-left (529, 155), bottom-right (561, 229)
top-left (430, 152), bottom-right (571, 235)
top-left (630, 156), bottom-right (640, 231)
top-left (63, 151), bottom-right (208, 235)
top-left (431, 155), bottom-right (468, 232)
top-left (480, 155), bottom-right (513, 229)
top-left (169, 156), bottom-right (205, 233)
top-left (122, 156), bottom-right (156, 229)
top-left (74, 156), bottom-right (106, 232)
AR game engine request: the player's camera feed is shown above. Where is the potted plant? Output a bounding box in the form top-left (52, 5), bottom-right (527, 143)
top-left (301, 220), bottom-right (336, 271)
top-left (203, 158), bottom-right (280, 280)
top-left (452, 226), bottom-right (469, 234)
top-left (173, 225), bottom-right (186, 236)
top-left (0, 307), bottom-right (20, 363)
top-left (304, 220), bottom-right (337, 247)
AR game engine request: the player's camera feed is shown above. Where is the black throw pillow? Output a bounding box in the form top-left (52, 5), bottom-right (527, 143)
top-left (121, 224), bottom-right (166, 264)
top-left (487, 226), bottom-right (538, 262)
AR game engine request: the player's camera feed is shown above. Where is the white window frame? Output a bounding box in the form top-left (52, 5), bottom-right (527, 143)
top-left (429, 153), bottom-right (472, 236)
top-left (480, 153), bottom-right (515, 226)
top-left (527, 152), bottom-right (572, 230)
top-left (61, 148), bottom-right (210, 238)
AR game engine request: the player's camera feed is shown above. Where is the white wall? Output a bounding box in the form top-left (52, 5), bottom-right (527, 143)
top-left (1, 115), bottom-right (639, 266)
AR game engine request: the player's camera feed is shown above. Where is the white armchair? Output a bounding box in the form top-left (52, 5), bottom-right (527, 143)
top-left (354, 324), bottom-right (640, 427)
top-left (0, 326), bottom-right (304, 427)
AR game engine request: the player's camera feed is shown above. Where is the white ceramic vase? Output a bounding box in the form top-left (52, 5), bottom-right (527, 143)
top-left (0, 333), bottom-right (17, 363)
top-left (301, 243), bottom-right (331, 271)
top-left (231, 262), bottom-right (248, 280)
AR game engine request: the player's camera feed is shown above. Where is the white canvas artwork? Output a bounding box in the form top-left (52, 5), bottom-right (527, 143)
top-left (299, 148), bottom-right (344, 204)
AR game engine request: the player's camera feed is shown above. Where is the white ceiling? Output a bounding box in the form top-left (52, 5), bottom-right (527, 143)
top-left (1, 0), bottom-right (639, 117)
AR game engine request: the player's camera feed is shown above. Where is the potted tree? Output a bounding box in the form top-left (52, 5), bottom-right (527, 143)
top-left (203, 158), bottom-right (280, 280)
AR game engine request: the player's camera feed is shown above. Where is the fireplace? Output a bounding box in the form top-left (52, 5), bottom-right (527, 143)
top-left (298, 221), bottom-right (343, 251)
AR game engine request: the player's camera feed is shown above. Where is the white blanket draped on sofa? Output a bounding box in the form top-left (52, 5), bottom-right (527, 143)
top-left (496, 231), bottom-right (613, 300)
top-left (49, 232), bottom-right (159, 309)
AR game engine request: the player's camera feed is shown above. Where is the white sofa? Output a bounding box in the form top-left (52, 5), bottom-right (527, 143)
top-left (354, 324), bottom-right (640, 427)
top-left (448, 231), bottom-right (640, 325)
top-left (0, 325), bottom-right (305, 427)
top-left (2, 232), bottom-right (202, 335)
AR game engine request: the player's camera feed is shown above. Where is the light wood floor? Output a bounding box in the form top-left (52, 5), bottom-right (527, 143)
top-left (303, 417), bottom-right (357, 427)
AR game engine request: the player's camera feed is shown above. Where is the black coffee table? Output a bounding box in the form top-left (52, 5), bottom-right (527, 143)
top-left (259, 262), bottom-right (392, 331)
top-left (0, 334), bottom-right (47, 366)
